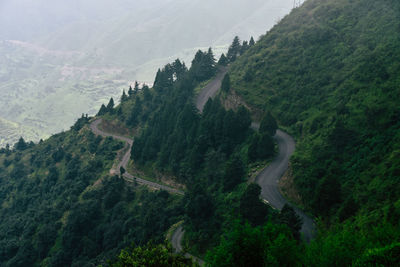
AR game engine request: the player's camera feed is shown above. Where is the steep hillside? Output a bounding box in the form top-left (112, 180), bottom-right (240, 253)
top-left (0, 117), bottom-right (183, 266)
top-left (230, 0), bottom-right (400, 220)
top-left (2, 0), bottom-right (400, 265)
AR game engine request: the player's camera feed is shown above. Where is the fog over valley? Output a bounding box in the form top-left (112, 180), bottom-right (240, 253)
top-left (0, 0), bottom-right (293, 146)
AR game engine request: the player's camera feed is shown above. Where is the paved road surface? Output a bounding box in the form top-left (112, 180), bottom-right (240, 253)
top-left (92, 65), bottom-right (314, 261)
top-left (171, 225), bottom-right (184, 252)
top-left (255, 129), bottom-right (315, 242)
top-left (171, 225), bottom-right (204, 265)
top-left (195, 66), bottom-right (227, 112)
top-left (90, 119), bottom-right (183, 195)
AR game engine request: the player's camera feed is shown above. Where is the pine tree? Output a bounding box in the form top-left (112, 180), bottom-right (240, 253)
top-left (278, 204), bottom-right (303, 240)
top-left (172, 59), bottom-right (187, 80)
top-left (239, 183), bottom-right (269, 226)
top-left (249, 36), bottom-right (255, 46)
top-left (153, 69), bottom-right (163, 91)
top-left (248, 133), bottom-right (260, 161)
top-left (223, 155), bottom-right (245, 191)
top-left (260, 111), bottom-right (278, 136)
top-left (106, 98), bottom-right (115, 113)
top-left (218, 53), bottom-right (228, 66)
top-left (97, 104), bottom-right (108, 116)
top-left (190, 49), bottom-right (216, 82)
top-left (227, 36), bottom-right (241, 62)
top-left (142, 85), bottom-right (152, 102)
top-left (134, 81), bottom-right (140, 94)
top-left (221, 73), bottom-right (231, 92)
top-left (120, 90), bottom-right (128, 102)
top-left (128, 85), bottom-right (134, 97)
top-left (206, 47), bottom-right (217, 77)
top-left (257, 133), bottom-right (274, 159)
top-left (241, 40), bottom-right (249, 54)
top-left (126, 97), bottom-right (143, 127)
top-left (15, 137), bottom-right (27, 151)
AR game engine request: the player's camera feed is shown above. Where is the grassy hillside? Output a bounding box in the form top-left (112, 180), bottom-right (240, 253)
top-left (230, 0), bottom-right (400, 220)
top-left (217, 0), bottom-right (400, 264)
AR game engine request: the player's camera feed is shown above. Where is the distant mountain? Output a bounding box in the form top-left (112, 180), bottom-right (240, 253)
top-left (0, 0), bottom-right (293, 147)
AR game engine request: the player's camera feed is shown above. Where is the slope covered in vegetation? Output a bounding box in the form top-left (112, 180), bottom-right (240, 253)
top-left (2, 0), bottom-right (400, 265)
top-left (98, 46), bottom-right (286, 257)
top-left (224, 0), bottom-right (400, 264)
top-left (231, 0), bottom-right (400, 221)
top-left (0, 118), bottom-right (183, 266)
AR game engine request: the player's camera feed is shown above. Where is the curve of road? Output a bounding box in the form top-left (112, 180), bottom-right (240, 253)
top-left (171, 225), bottom-right (205, 265)
top-left (196, 66), bottom-right (227, 112)
top-left (255, 129), bottom-right (315, 242)
top-left (91, 65), bottom-right (314, 262)
top-left (179, 67), bottom-right (315, 250)
top-left (90, 119), bottom-right (184, 195)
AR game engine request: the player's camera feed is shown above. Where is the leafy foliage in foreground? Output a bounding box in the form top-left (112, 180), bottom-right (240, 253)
top-left (206, 221), bottom-right (301, 267)
top-left (108, 242), bottom-right (197, 267)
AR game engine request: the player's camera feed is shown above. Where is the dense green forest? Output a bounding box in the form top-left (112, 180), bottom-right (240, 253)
top-left (0, 119), bottom-right (184, 266)
top-left (1, 0), bottom-right (400, 265)
top-left (226, 0), bottom-right (400, 265)
top-left (231, 0), bottom-right (400, 221)
top-left (0, 42), bottom-right (284, 266)
top-left (100, 43), bottom-right (285, 257)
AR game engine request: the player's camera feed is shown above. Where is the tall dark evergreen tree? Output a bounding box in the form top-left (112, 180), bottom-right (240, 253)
top-left (120, 90), bottom-right (128, 102)
top-left (97, 104), bottom-right (108, 116)
top-left (207, 47), bottom-right (217, 76)
top-left (241, 40), bottom-right (249, 54)
top-left (128, 85), bottom-right (134, 97)
top-left (260, 111), bottom-right (278, 136)
top-left (218, 53), bottom-right (228, 66)
top-left (239, 183), bottom-right (269, 226)
top-left (278, 204), bottom-right (303, 240)
top-left (257, 133), bottom-right (274, 159)
top-left (190, 49), bottom-right (216, 82)
top-left (106, 98), bottom-right (114, 110)
top-left (142, 85), bottom-right (152, 102)
top-left (221, 73), bottom-right (231, 92)
top-left (134, 81), bottom-right (140, 94)
top-left (249, 36), bottom-right (255, 46)
top-left (15, 137), bottom-right (27, 151)
top-left (127, 98), bottom-right (142, 127)
top-left (172, 59), bottom-right (187, 80)
top-left (227, 36), bottom-right (241, 62)
top-left (223, 155), bottom-right (245, 191)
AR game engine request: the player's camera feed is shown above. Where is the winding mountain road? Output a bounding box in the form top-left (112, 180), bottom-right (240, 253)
top-left (91, 65), bottom-right (314, 262)
top-left (196, 66), bottom-right (227, 111)
top-left (255, 129), bottom-right (315, 242)
top-left (90, 119), bottom-right (184, 195)
top-left (178, 67), bottom-right (314, 250)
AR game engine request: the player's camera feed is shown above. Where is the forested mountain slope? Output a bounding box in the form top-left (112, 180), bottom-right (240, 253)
top-left (1, 0), bottom-right (400, 265)
top-left (230, 0), bottom-right (400, 220)
top-left (0, 119), bottom-right (184, 266)
top-left (221, 0), bottom-right (400, 264)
